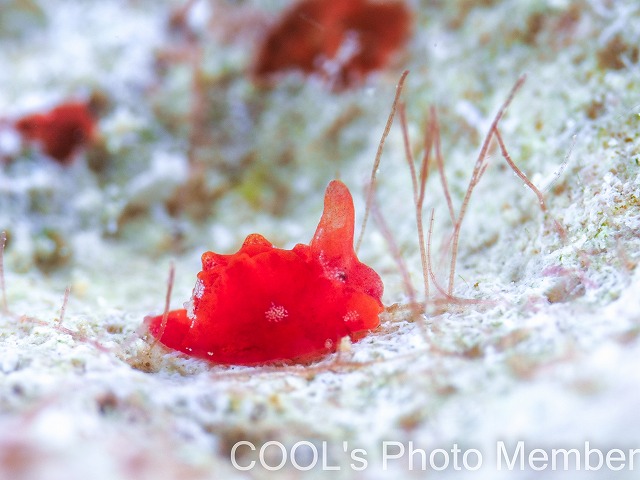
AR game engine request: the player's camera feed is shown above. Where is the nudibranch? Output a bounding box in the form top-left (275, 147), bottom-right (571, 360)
top-left (253, 0), bottom-right (412, 90)
top-left (146, 180), bottom-right (384, 364)
top-left (15, 101), bottom-right (96, 164)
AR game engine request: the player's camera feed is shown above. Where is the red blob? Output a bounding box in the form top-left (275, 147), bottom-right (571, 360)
top-left (253, 0), bottom-right (412, 90)
top-left (147, 180), bottom-right (384, 364)
top-left (15, 101), bottom-right (96, 164)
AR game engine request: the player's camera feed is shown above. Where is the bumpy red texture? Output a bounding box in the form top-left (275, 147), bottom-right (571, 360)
top-left (15, 101), bottom-right (96, 164)
top-left (253, 0), bottom-right (412, 89)
top-left (147, 180), bottom-right (384, 364)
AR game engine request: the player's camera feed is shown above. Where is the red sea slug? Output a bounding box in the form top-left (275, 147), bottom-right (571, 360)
top-left (253, 0), bottom-right (412, 90)
top-left (147, 180), bottom-right (384, 364)
top-left (15, 101), bottom-right (96, 164)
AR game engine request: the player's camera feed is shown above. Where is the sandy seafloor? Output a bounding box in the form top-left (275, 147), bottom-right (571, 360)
top-left (1, 0), bottom-right (640, 479)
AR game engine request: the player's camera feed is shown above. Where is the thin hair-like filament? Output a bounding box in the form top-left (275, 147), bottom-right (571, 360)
top-left (356, 70), bottom-right (409, 253)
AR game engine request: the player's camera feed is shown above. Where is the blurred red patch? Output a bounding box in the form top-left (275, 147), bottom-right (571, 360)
top-left (253, 0), bottom-right (412, 90)
top-left (15, 101), bottom-right (96, 164)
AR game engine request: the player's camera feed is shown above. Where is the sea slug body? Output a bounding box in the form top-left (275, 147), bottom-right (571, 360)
top-left (146, 180), bottom-right (384, 364)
